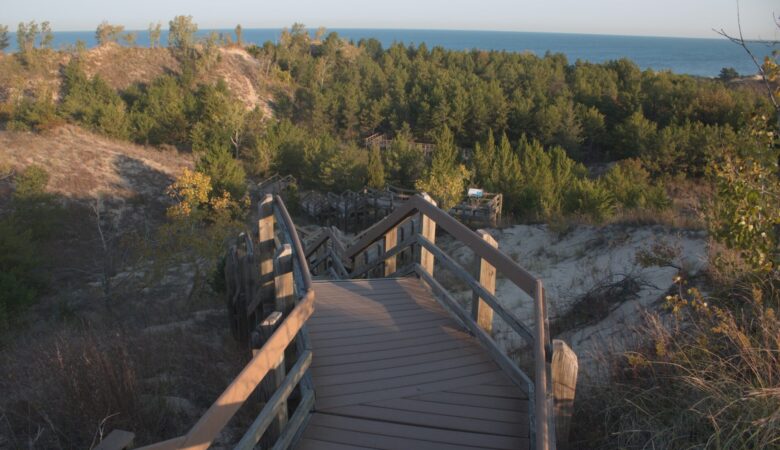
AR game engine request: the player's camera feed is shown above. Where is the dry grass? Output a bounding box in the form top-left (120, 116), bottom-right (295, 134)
top-left (571, 274), bottom-right (780, 449)
top-left (0, 45), bottom-right (276, 114)
top-left (0, 125), bottom-right (192, 201)
top-left (0, 321), bottom-right (246, 448)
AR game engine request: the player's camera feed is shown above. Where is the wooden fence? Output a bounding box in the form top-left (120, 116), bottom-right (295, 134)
top-left (98, 194), bottom-right (316, 450)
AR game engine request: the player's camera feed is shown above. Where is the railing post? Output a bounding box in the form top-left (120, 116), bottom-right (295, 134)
top-left (534, 280), bottom-right (550, 450)
top-left (258, 194), bottom-right (275, 316)
top-left (383, 226), bottom-right (398, 277)
top-left (274, 244), bottom-right (294, 316)
top-left (255, 311), bottom-right (287, 447)
top-left (552, 339), bottom-right (578, 450)
top-left (418, 193), bottom-right (437, 276)
top-left (472, 230), bottom-right (497, 334)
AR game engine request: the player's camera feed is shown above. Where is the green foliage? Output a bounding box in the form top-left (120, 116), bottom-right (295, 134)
top-left (196, 147), bottom-right (247, 199)
top-left (148, 22), bottom-right (162, 48)
top-left (9, 88), bottom-right (59, 131)
top-left (168, 15), bottom-right (198, 52)
top-left (0, 220), bottom-right (40, 332)
top-left (718, 67), bottom-right (739, 81)
top-left (39, 22), bottom-right (53, 49)
top-left (59, 60), bottom-right (130, 139)
top-left (562, 177), bottom-right (615, 222)
top-left (416, 127), bottom-right (470, 210)
top-left (126, 75), bottom-right (194, 146)
top-left (366, 146), bottom-right (386, 189)
top-left (600, 159), bottom-right (670, 211)
top-left (0, 25), bottom-right (9, 52)
top-left (709, 153), bottom-right (779, 271)
top-left (610, 110), bottom-right (658, 159)
top-left (383, 127), bottom-right (426, 189)
top-left (95, 21), bottom-right (125, 46)
top-left (234, 24), bottom-right (243, 46)
top-left (514, 137), bottom-right (581, 220)
top-left (14, 164), bottom-right (49, 199)
top-left (16, 21), bottom-right (39, 58)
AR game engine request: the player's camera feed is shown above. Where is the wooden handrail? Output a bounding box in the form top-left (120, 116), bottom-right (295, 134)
top-left (137, 290), bottom-right (315, 450)
top-left (345, 195), bottom-right (537, 295)
top-left (416, 235), bottom-right (535, 344)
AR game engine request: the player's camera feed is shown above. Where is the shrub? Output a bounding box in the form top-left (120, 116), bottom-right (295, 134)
top-left (0, 220), bottom-right (40, 331)
top-left (9, 89), bottom-right (60, 131)
top-left (59, 60), bottom-right (130, 139)
top-left (14, 164), bottom-right (49, 199)
top-left (600, 159), bottom-right (670, 211)
top-left (562, 178), bottom-right (615, 222)
top-left (196, 147), bottom-right (247, 199)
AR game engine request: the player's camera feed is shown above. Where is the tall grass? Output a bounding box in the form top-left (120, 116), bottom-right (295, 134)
top-left (573, 273), bottom-right (780, 449)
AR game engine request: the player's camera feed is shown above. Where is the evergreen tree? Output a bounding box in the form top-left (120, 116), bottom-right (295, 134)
top-left (37, 21), bottom-right (53, 49)
top-left (0, 25), bottom-right (9, 52)
top-left (197, 147), bottom-right (247, 199)
top-left (234, 24), bottom-right (243, 46)
top-left (472, 130), bottom-right (497, 189)
top-left (168, 15), bottom-right (198, 54)
top-left (416, 127), bottom-right (470, 209)
top-left (148, 22), bottom-right (162, 48)
top-left (366, 146), bottom-right (386, 189)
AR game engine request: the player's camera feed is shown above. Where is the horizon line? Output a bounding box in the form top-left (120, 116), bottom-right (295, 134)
top-left (13, 25), bottom-right (762, 42)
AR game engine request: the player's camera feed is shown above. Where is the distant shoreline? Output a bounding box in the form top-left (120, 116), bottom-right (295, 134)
top-left (5, 27), bottom-right (773, 77)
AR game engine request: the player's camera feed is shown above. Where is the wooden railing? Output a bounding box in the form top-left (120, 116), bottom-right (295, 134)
top-left (305, 193), bottom-right (575, 450)
top-left (99, 194), bottom-right (316, 450)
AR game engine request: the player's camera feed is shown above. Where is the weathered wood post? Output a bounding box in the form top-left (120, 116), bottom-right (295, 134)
top-left (534, 280), bottom-right (550, 450)
top-left (225, 245), bottom-right (240, 341)
top-left (274, 244), bottom-right (294, 316)
top-left (254, 311), bottom-right (287, 446)
top-left (258, 194), bottom-right (276, 317)
top-left (383, 226), bottom-right (398, 277)
top-left (419, 193), bottom-right (437, 276)
top-left (472, 229), bottom-right (497, 334)
top-left (552, 339), bottom-right (578, 450)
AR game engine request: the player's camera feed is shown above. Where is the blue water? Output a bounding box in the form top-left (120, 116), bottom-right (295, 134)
top-left (9, 28), bottom-right (774, 77)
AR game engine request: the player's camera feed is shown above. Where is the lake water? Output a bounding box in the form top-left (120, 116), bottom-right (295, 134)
top-left (9, 28), bottom-right (775, 77)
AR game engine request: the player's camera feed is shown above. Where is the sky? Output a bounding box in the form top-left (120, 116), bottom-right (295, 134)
top-left (2, 0), bottom-right (778, 39)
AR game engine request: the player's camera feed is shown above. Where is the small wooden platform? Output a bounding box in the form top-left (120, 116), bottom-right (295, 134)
top-left (296, 278), bottom-right (530, 450)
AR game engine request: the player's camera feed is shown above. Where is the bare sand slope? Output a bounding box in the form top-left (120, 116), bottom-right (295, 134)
top-left (442, 224), bottom-right (708, 380)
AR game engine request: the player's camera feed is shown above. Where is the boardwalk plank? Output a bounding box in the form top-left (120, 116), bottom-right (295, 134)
top-left (311, 346), bottom-right (483, 377)
top-left (297, 278), bottom-right (532, 450)
top-left (368, 398), bottom-right (527, 424)
top-left (412, 392), bottom-right (529, 411)
top-left (308, 415), bottom-right (523, 449)
top-left (324, 404), bottom-right (526, 437)
top-left (314, 353), bottom-right (491, 386)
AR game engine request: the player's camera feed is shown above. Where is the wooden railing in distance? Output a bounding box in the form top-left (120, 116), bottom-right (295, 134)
top-left (98, 194), bottom-right (316, 450)
top-left (332, 193), bottom-right (577, 450)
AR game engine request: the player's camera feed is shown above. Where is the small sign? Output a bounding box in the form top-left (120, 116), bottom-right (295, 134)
top-left (468, 188), bottom-right (484, 198)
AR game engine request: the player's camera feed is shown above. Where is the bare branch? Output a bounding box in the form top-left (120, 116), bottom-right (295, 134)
top-left (714, 1), bottom-right (780, 132)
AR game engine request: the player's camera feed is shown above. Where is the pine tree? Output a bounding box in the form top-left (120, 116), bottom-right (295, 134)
top-left (416, 127), bottom-right (470, 210)
top-left (39, 21), bottom-right (53, 49)
top-left (0, 25), bottom-right (9, 52)
top-left (366, 146), bottom-right (386, 189)
top-left (197, 147), bottom-right (247, 199)
top-left (473, 130), bottom-right (497, 189)
top-left (234, 24), bottom-right (243, 46)
top-left (148, 22), bottom-right (162, 48)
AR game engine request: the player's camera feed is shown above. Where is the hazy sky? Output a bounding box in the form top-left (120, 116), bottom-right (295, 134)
top-left (3, 0), bottom-right (779, 39)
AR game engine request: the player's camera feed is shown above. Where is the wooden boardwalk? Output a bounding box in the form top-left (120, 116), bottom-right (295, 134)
top-left (296, 278), bottom-right (530, 450)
